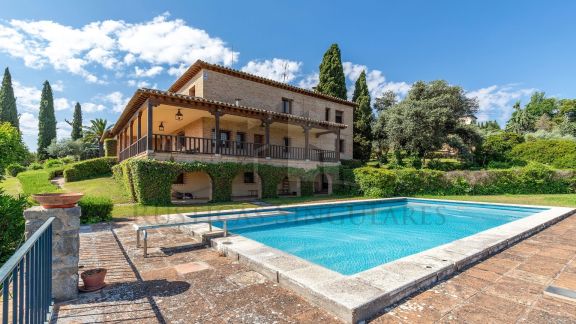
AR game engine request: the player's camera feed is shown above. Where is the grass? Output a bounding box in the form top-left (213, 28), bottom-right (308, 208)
top-left (16, 169), bottom-right (61, 195)
top-left (418, 194), bottom-right (576, 208)
top-left (111, 202), bottom-right (257, 218)
top-left (63, 177), bottom-right (131, 204)
top-left (0, 176), bottom-right (22, 197)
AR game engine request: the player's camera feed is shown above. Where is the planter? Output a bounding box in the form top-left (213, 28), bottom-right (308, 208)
top-left (80, 268), bottom-right (107, 292)
top-left (32, 193), bottom-right (84, 209)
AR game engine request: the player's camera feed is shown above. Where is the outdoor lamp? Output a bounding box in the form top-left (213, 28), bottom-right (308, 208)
top-left (159, 122), bottom-right (165, 132)
top-left (175, 109), bottom-right (184, 121)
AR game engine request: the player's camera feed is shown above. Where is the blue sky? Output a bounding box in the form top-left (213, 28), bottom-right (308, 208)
top-left (1, 0), bottom-right (575, 150)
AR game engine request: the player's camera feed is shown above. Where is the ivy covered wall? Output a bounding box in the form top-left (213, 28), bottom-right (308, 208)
top-left (113, 158), bottom-right (355, 205)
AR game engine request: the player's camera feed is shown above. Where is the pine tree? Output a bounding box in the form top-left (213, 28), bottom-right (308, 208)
top-left (352, 71), bottom-right (374, 161)
top-left (37, 81), bottom-right (56, 159)
top-left (67, 102), bottom-right (83, 140)
top-left (316, 44), bottom-right (347, 100)
top-left (0, 68), bottom-right (19, 130)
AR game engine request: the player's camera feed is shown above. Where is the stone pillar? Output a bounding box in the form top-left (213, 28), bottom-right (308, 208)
top-left (24, 206), bottom-right (81, 302)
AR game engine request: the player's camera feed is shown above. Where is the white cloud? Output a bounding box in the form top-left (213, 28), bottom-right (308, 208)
top-left (0, 13), bottom-right (238, 83)
top-left (52, 80), bottom-right (64, 92)
top-left (82, 102), bottom-right (106, 113)
top-left (103, 91), bottom-right (130, 112)
top-left (13, 81), bottom-right (41, 112)
top-left (133, 65), bottom-right (163, 78)
top-left (57, 121), bottom-right (72, 139)
top-left (54, 98), bottom-right (71, 111)
top-left (19, 112), bottom-right (38, 136)
top-left (167, 64), bottom-right (188, 77)
top-left (298, 73), bottom-right (319, 90)
top-left (241, 58), bottom-right (302, 83)
top-left (466, 85), bottom-right (535, 124)
top-left (343, 62), bottom-right (411, 99)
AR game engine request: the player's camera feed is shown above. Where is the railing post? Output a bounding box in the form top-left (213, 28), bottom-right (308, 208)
top-left (302, 124), bottom-right (311, 161)
top-left (147, 100), bottom-right (154, 152)
top-left (336, 128), bottom-right (341, 161)
top-left (263, 116), bottom-right (272, 159)
top-left (24, 206), bottom-right (80, 302)
top-left (213, 109), bottom-right (222, 155)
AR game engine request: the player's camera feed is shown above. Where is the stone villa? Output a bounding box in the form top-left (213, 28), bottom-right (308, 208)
top-left (109, 60), bottom-right (356, 200)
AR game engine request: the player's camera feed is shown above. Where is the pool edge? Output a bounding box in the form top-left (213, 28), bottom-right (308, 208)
top-left (210, 198), bottom-right (575, 324)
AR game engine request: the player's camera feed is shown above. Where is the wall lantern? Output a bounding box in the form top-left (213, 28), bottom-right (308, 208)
top-left (175, 109), bottom-right (184, 121)
top-left (158, 122), bottom-right (165, 132)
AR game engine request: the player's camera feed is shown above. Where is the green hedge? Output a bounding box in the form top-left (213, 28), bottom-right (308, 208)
top-left (63, 157), bottom-right (117, 182)
top-left (78, 196), bottom-right (113, 224)
top-left (510, 139), bottom-right (576, 169)
top-left (6, 163), bottom-right (26, 176)
top-left (104, 139), bottom-right (117, 157)
top-left (354, 163), bottom-right (575, 198)
top-left (0, 190), bottom-right (28, 264)
top-left (114, 159), bottom-right (344, 205)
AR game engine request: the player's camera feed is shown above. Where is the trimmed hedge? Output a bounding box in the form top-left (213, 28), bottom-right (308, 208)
top-left (0, 190), bottom-right (28, 264)
top-left (114, 159), bottom-right (345, 205)
top-left (509, 139), bottom-right (576, 169)
top-left (78, 196), bottom-right (113, 224)
top-left (6, 163), bottom-right (26, 176)
top-left (104, 139), bottom-right (117, 157)
top-left (354, 163), bottom-right (576, 198)
top-left (64, 157), bottom-right (117, 182)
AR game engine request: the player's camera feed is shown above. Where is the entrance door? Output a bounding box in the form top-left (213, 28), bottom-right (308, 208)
top-left (254, 134), bottom-right (265, 157)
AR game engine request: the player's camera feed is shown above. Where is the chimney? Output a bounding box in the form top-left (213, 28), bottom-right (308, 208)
top-left (235, 98), bottom-right (241, 106)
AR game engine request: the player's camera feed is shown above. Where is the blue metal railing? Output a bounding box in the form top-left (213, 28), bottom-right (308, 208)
top-left (1, 217), bottom-right (54, 324)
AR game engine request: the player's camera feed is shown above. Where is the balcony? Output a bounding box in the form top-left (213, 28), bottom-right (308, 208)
top-left (118, 134), bottom-right (339, 163)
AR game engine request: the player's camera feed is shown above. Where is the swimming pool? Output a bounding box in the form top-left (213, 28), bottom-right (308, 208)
top-left (214, 198), bottom-right (547, 275)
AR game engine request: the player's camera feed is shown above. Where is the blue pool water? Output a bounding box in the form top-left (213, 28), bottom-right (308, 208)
top-left (211, 199), bottom-right (546, 275)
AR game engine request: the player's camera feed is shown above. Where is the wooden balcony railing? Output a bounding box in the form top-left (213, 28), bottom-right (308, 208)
top-left (119, 134), bottom-right (339, 163)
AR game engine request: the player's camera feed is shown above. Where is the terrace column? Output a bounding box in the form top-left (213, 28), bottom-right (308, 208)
top-left (335, 128), bottom-right (341, 161)
top-left (214, 109), bottom-right (222, 155)
top-left (302, 124), bottom-right (311, 161)
top-left (264, 117), bottom-right (272, 159)
top-left (147, 100), bottom-right (154, 151)
top-left (129, 120), bottom-right (134, 145)
top-left (137, 112), bottom-right (142, 140)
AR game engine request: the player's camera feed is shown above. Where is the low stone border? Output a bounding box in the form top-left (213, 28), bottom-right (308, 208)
top-left (209, 198), bottom-right (574, 323)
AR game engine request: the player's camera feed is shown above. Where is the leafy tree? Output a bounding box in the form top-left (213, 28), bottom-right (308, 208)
top-left (316, 44), bottom-right (347, 100)
top-left (66, 102), bottom-right (83, 140)
top-left (0, 122), bottom-right (27, 175)
top-left (37, 81), bottom-right (56, 159)
top-left (476, 132), bottom-right (524, 166)
top-left (382, 80), bottom-right (478, 166)
top-left (534, 114), bottom-right (554, 131)
top-left (506, 101), bottom-right (535, 134)
top-left (46, 138), bottom-right (98, 160)
top-left (477, 120), bottom-right (501, 132)
top-left (351, 71), bottom-right (373, 161)
top-left (0, 68), bottom-right (19, 130)
top-left (83, 118), bottom-right (113, 156)
top-left (525, 92), bottom-right (558, 118)
top-left (373, 90), bottom-right (397, 114)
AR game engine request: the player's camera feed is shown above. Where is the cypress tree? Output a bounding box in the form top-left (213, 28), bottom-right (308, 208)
top-left (352, 70), bottom-right (374, 161)
top-left (0, 68), bottom-right (19, 130)
top-left (316, 44), bottom-right (347, 100)
top-left (70, 102), bottom-right (83, 140)
top-left (37, 81), bottom-right (56, 159)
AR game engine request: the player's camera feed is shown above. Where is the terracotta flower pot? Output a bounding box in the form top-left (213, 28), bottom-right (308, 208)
top-left (80, 268), bottom-right (107, 292)
top-left (32, 193), bottom-right (84, 209)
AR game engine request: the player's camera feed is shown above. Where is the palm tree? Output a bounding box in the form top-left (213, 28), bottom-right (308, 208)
top-left (83, 118), bottom-right (113, 156)
top-left (506, 101), bottom-right (535, 134)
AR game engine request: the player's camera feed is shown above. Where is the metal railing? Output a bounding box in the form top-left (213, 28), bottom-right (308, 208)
top-left (1, 217), bottom-right (54, 324)
top-left (119, 136), bottom-right (148, 162)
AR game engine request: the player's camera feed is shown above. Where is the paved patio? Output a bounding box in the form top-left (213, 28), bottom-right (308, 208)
top-left (52, 214), bottom-right (576, 323)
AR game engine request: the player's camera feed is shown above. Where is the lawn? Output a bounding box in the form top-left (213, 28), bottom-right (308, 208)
top-left (16, 169), bottom-right (61, 195)
top-left (262, 194), bottom-right (363, 205)
top-left (418, 194), bottom-right (576, 208)
top-left (0, 176), bottom-right (22, 197)
top-left (63, 177), bottom-right (131, 204)
top-left (111, 202), bottom-right (257, 218)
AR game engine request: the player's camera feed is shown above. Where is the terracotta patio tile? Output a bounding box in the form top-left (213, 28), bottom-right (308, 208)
top-left (448, 273), bottom-right (493, 291)
top-left (537, 247), bottom-right (576, 260)
top-left (465, 292), bottom-right (526, 321)
top-left (517, 255), bottom-right (566, 278)
top-left (533, 295), bottom-right (576, 318)
top-left (484, 276), bottom-right (545, 305)
top-left (552, 272), bottom-right (576, 291)
top-left (505, 269), bottom-right (553, 285)
top-left (475, 257), bottom-right (519, 275)
top-left (368, 312), bottom-right (406, 323)
top-left (462, 267), bottom-right (502, 282)
top-left (390, 300), bottom-right (442, 324)
top-left (439, 304), bottom-right (511, 323)
top-left (431, 281), bottom-right (478, 299)
top-left (520, 308), bottom-right (576, 323)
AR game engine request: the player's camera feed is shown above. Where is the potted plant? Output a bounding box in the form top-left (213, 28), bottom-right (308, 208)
top-left (79, 268), bottom-right (107, 292)
top-left (32, 193), bottom-right (84, 209)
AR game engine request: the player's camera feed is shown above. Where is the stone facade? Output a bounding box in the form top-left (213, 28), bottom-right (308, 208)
top-left (24, 206), bottom-right (81, 302)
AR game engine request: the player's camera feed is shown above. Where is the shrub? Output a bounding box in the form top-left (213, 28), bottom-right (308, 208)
top-left (353, 167), bottom-right (397, 197)
top-left (60, 156), bottom-right (76, 164)
top-left (394, 169), bottom-right (447, 196)
top-left (104, 139), bottom-right (118, 157)
top-left (0, 189), bottom-right (29, 264)
top-left (63, 157), bottom-right (117, 182)
top-left (44, 158), bottom-right (64, 169)
top-left (78, 196), bottom-right (113, 224)
top-left (0, 122), bottom-right (28, 175)
top-left (477, 132), bottom-right (524, 166)
top-left (28, 162), bottom-right (43, 170)
top-left (45, 138), bottom-right (99, 160)
top-left (426, 159), bottom-right (463, 171)
top-left (6, 163), bottom-right (26, 176)
top-left (510, 139), bottom-right (576, 169)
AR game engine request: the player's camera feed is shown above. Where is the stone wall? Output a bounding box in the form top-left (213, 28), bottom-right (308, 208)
top-left (24, 206), bottom-right (81, 302)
